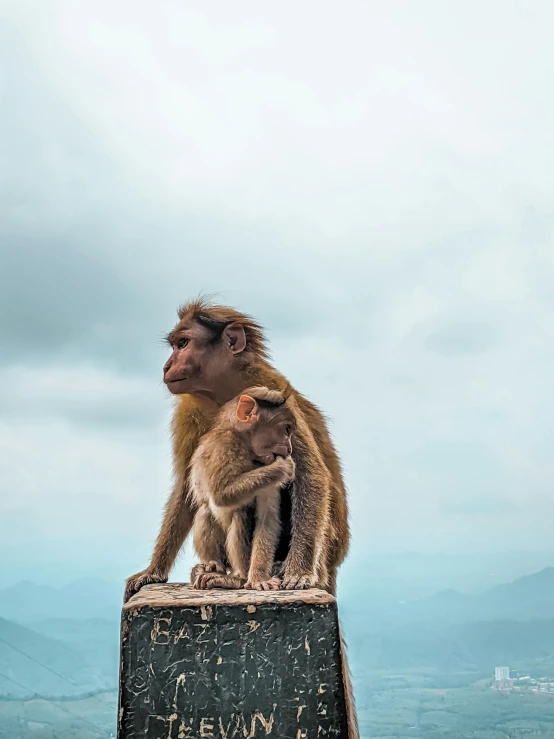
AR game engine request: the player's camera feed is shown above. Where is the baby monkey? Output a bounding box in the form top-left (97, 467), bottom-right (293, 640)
top-left (189, 387), bottom-right (296, 591)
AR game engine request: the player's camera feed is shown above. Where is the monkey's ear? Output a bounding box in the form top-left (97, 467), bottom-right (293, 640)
top-left (223, 323), bottom-right (247, 354)
top-left (236, 395), bottom-right (258, 423)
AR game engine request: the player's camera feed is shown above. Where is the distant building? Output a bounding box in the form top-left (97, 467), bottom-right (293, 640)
top-left (494, 666), bottom-right (514, 691)
top-left (495, 667), bottom-right (510, 681)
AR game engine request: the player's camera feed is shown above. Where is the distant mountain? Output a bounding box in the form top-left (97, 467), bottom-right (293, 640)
top-left (0, 617), bottom-right (116, 698)
top-left (4, 566), bottom-right (553, 629)
top-left (393, 567), bottom-right (554, 625)
top-left (342, 567), bottom-right (554, 629)
top-left (349, 617), bottom-right (554, 676)
top-left (28, 617), bottom-right (120, 678)
top-left (0, 579), bottom-right (126, 700)
top-left (340, 567), bottom-right (554, 680)
top-left (339, 550), bottom-right (554, 601)
top-left (0, 578), bottom-right (123, 622)
top-left (482, 567), bottom-right (554, 614)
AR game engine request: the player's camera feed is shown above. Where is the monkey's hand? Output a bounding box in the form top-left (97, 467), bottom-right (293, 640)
top-left (244, 576), bottom-right (281, 591)
top-left (281, 570), bottom-right (319, 590)
top-left (271, 455), bottom-right (296, 483)
top-left (124, 569), bottom-right (167, 603)
top-left (213, 457), bottom-right (296, 509)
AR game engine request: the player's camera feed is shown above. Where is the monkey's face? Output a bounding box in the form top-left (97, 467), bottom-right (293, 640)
top-left (163, 320), bottom-right (245, 397)
top-left (251, 409), bottom-right (295, 465)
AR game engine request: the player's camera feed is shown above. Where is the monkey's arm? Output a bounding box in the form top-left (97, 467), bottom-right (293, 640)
top-left (300, 394), bottom-right (350, 570)
top-left (281, 408), bottom-right (331, 590)
top-left (123, 398), bottom-right (216, 603)
top-left (211, 458), bottom-right (293, 510)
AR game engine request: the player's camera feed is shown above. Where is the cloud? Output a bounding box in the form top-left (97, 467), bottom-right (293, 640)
top-left (0, 365), bottom-right (167, 428)
top-left (1, 0), bottom-right (554, 580)
top-left (0, 417), bottom-right (172, 568)
top-left (425, 322), bottom-right (496, 356)
top-left (442, 498), bottom-right (518, 516)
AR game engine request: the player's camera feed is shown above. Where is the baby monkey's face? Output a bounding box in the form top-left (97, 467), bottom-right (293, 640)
top-left (250, 407), bottom-right (296, 465)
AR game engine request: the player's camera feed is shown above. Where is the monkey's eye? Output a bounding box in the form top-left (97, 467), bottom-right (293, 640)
top-left (285, 425), bottom-right (292, 435)
top-left (176, 338), bottom-right (189, 349)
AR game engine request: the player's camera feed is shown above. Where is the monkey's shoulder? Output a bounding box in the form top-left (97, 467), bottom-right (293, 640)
top-left (193, 428), bottom-right (248, 468)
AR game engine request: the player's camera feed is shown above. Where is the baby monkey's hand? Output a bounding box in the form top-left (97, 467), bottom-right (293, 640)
top-left (272, 455), bottom-right (296, 483)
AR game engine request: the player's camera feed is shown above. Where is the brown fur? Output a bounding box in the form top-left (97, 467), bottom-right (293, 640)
top-left (189, 387), bottom-right (295, 591)
top-left (124, 299), bottom-right (358, 738)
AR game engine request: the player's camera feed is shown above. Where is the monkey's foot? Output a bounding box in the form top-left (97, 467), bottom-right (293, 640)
top-left (191, 561), bottom-right (226, 589)
top-left (244, 576), bottom-right (281, 591)
top-left (196, 573), bottom-right (246, 590)
top-left (281, 572), bottom-right (318, 590)
top-left (124, 569), bottom-right (167, 603)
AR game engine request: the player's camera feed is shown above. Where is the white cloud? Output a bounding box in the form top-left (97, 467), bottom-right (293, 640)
top-left (1, 0), bottom-right (554, 581)
top-left (0, 365), bottom-right (165, 426)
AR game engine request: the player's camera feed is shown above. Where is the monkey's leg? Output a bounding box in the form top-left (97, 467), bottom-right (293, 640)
top-left (280, 466), bottom-right (330, 590)
top-left (245, 492), bottom-right (281, 591)
top-left (225, 508), bottom-right (252, 584)
top-left (191, 562), bottom-right (227, 589)
top-left (191, 504), bottom-right (228, 589)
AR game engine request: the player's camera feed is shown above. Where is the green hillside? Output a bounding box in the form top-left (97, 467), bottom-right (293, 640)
top-left (0, 690), bottom-right (117, 739)
top-left (0, 618), bottom-right (116, 698)
top-left (27, 619), bottom-right (119, 679)
top-left (348, 618), bottom-right (554, 675)
top-left (357, 684), bottom-right (554, 739)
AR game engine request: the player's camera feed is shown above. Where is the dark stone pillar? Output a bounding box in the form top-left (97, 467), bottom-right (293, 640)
top-left (118, 585), bottom-right (349, 738)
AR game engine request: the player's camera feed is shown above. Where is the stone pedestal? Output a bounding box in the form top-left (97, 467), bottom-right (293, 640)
top-left (118, 584), bottom-right (349, 738)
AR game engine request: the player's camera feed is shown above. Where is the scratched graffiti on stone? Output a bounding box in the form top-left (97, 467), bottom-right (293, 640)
top-left (118, 585), bottom-right (348, 738)
top-left (149, 709), bottom-right (277, 738)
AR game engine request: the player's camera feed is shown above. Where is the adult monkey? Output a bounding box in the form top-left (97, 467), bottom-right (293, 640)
top-left (124, 299), bottom-right (357, 737)
top-left (125, 298), bottom-right (349, 599)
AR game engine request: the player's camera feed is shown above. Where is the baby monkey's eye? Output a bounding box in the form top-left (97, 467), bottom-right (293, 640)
top-left (285, 425), bottom-right (292, 435)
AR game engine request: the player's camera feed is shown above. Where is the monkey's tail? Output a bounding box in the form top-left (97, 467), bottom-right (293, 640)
top-left (339, 622), bottom-right (359, 739)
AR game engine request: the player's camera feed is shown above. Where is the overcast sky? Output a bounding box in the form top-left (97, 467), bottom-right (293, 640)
top-left (1, 0), bottom-right (554, 588)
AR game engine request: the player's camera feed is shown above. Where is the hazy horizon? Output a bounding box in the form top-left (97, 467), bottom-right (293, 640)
top-left (4, 548), bottom-right (554, 595)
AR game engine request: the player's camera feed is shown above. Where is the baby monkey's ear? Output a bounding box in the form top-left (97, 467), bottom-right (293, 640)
top-left (236, 395), bottom-right (258, 423)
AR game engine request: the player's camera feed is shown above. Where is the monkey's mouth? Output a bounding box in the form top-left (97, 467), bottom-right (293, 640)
top-left (254, 454), bottom-right (276, 466)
